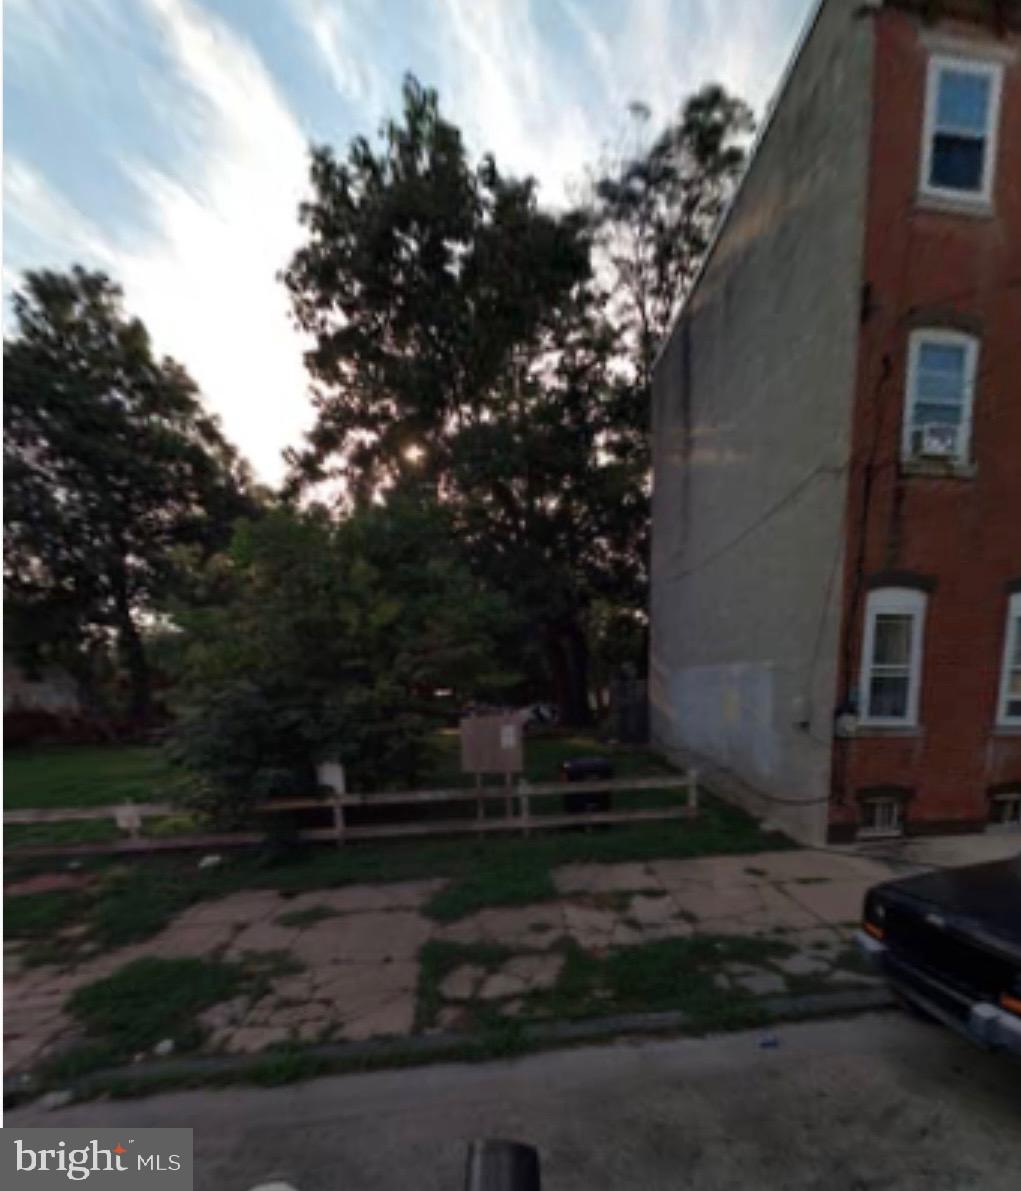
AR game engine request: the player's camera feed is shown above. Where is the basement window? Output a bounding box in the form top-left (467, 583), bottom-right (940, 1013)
top-left (988, 791), bottom-right (1021, 831)
top-left (860, 588), bottom-right (927, 727)
top-left (859, 796), bottom-right (904, 839)
top-left (997, 593), bottom-right (1021, 727)
top-left (920, 56), bottom-right (1002, 205)
top-left (902, 329), bottom-right (978, 465)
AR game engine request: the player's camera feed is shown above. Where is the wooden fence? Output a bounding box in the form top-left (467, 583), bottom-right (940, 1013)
top-left (4, 772), bottom-right (698, 858)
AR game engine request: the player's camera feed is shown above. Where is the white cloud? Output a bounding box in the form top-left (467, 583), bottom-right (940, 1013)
top-left (5, 0), bottom-right (314, 485)
top-left (7, 0), bottom-right (810, 481)
top-left (288, 0), bottom-right (389, 113)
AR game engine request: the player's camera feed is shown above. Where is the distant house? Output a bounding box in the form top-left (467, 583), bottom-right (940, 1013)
top-left (650, 0), bottom-right (1021, 843)
top-left (3, 656), bottom-right (82, 717)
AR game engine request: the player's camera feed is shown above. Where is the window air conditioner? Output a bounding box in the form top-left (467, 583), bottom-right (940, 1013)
top-left (912, 423), bottom-right (958, 458)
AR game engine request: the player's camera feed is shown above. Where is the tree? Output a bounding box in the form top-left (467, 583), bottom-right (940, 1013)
top-left (3, 267), bottom-right (253, 720)
top-left (169, 500), bottom-right (512, 822)
top-left (592, 86), bottom-right (755, 396)
top-left (283, 76), bottom-right (642, 723)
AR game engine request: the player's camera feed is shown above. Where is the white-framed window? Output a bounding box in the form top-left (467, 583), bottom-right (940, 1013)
top-left (860, 587), bottom-right (927, 727)
top-left (988, 791), bottom-right (1021, 831)
top-left (902, 329), bottom-right (978, 464)
top-left (997, 592), bottom-right (1021, 727)
top-left (920, 55), bottom-right (1003, 205)
top-left (859, 796), bottom-right (904, 839)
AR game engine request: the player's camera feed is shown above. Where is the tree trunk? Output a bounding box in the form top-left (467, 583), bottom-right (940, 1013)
top-left (111, 572), bottom-right (151, 722)
top-left (546, 620), bottom-right (592, 727)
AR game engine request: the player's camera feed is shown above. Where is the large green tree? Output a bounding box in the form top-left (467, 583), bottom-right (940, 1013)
top-left (170, 499), bottom-right (512, 820)
top-left (283, 77), bottom-right (643, 723)
top-left (592, 85), bottom-right (755, 397)
top-left (4, 267), bottom-right (253, 720)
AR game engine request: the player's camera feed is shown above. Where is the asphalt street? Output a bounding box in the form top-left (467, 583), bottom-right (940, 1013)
top-left (9, 1011), bottom-right (1021, 1191)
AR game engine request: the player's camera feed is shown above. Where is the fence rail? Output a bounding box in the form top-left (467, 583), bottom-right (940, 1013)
top-left (4, 772), bottom-right (698, 858)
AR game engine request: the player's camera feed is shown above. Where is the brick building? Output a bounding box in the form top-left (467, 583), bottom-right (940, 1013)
top-left (649, 0), bottom-right (1021, 844)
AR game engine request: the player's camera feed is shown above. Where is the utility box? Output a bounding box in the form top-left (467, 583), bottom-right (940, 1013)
top-left (460, 712), bottom-right (524, 776)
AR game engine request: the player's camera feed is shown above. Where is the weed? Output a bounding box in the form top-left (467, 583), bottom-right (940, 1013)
top-left (67, 956), bottom-right (245, 1055)
top-left (424, 857), bottom-right (556, 922)
top-left (5, 890), bottom-right (88, 939)
top-left (416, 939), bottom-right (514, 1029)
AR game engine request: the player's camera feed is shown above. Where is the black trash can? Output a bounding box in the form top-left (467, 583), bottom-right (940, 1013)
top-left (561, 756), bottom-right (614, 814)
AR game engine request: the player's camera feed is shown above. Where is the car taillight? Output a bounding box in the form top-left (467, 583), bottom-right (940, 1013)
top-left (1000, 992), bottom-right (1021, 1017)
top-left (862, 893), bottom-right (886, 939)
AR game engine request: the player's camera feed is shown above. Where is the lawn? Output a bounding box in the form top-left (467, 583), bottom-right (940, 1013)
top-left (3, 745), bottom-right (187, 810)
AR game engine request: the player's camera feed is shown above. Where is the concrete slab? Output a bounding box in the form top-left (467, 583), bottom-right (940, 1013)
top-left (439, 964), bottom-right (486, 1001)
top-left (552, 862), bottom-right (655, 896)
top-left (500, 953), bottom-right (564, 992)
top-left (342, 995), bottom-right (416, 1041)
top-left (290, 911), bottom-right (431, 963)
top-left (780, 880), bottom-right (870, 926)
top-left (733, 970), bottom-right (787, 996)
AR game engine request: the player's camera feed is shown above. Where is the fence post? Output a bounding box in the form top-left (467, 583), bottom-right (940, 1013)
top-left (519, 779), bottom-right (531, 838)
top-left (686, 770), bottom-right (699, 817)
top-left (321, 762), bottom-right (346, 848)
top-left (115, 801), bottom-right (142, 842)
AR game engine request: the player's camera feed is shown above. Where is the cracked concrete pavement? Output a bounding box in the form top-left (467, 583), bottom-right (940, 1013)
top-left (5, 849), bottom-right (895, 1074)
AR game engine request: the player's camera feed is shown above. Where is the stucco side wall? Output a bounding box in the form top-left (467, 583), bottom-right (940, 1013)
top-left (649, 0), bottom-right (872, 843)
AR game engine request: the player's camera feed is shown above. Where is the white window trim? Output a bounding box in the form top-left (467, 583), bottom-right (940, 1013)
top-left (860, 587), bottom-right (927, 728)
top-left (858, 796), bottom-right (904, 840)
top-left (996, 592), bottom-right (1021, 727)
top-left (919, 54), bottom-right (1003, 207)
top-left (901, 328), bottom-right (979, 464)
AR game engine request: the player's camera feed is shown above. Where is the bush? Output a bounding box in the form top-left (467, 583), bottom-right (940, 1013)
top-left (167, 504), bottom-right (511, 823)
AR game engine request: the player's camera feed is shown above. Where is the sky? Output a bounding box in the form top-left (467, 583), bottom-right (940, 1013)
top-left (4, 0), bottom-right (811, 484)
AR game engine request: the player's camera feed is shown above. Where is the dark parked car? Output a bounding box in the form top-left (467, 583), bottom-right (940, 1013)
top-left (857, 855), bottom-right (1021, 1057)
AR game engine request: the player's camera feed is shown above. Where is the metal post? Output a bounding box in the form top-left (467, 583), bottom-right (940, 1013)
top-left (464, 1140), bottom-right (541, 1191)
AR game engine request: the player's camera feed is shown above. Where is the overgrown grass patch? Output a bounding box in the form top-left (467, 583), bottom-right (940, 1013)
top-left (3, 746), bottom-right (188, 810)
top-left (5, 890), bottom-right (88, 939)
top-left (416, 939), bottom-right (514, 1030)
top-left (524, 934), bottom-right (793, 1032)
top-left (67, 956), bottom-right (245, 1055)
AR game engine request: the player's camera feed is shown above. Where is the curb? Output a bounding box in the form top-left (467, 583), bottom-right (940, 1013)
top-left (6, 986), bottom-right (894, 1105)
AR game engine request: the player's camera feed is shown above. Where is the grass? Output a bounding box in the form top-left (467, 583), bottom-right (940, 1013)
top-left (5, 889), bottom-right (89, 939)
top-left (523, 935), bottom-right (793, 1030)
top-left (5, 790), bottom-right (790, 963)
top-left (416, 939), bottom-right (514, 1030)
top-left (5, 732), bottom-right (793, 956)
top-left (3, 745), bottom-right (187, 810)
top-left (275, 905), bottom-right (341, 929)
top-left (67, 956), bottom-right (245, 1055)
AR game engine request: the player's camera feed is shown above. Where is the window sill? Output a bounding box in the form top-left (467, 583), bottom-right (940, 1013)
top-left (916, 192), bottom-right (994, 220)
top-left (900, 458), bottom-right (975, 480)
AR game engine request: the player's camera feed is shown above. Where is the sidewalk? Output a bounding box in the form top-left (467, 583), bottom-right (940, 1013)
top-left (4, 847), bottom-right (899, 1078)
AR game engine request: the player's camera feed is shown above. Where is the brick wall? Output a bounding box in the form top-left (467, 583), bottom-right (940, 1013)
top-left (829, 6), bottom-right (1021, 839)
